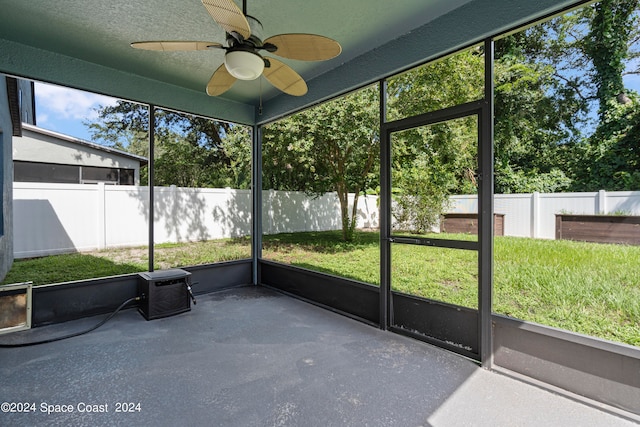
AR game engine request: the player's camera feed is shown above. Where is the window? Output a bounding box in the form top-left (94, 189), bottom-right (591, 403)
top-left (81, 166), bottom-right (118, 184)
top-left (14, 161), bottom-right (79, 183)
top-left (13, 161), bottom-right (136, 185)
top-left (119, 169), bottom-right (134, 185)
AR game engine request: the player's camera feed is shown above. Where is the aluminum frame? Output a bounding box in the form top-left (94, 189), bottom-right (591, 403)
top-left (380, 96), bottom-right (488, 361)
top-left (148, 105), bottom-right (156, 273)
top-left (252, 124), bottom-right (263, 285)
top-left (478, 39), bottom-right (494, 367)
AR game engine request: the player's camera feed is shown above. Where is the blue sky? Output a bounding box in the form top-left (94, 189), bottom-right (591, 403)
top-left (34, 82), bottom-right (118, 142)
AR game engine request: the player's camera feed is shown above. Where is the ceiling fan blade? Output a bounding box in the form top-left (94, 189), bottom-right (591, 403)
top-left (206, 64), bottom-right (237, 96)
top-left (263, 34), bottom-right (342, 61)
top-left (263, 57), bottom-right (308, 96)
top-left (201, 0), bottom-right (251, 40)
top-left (131, 41), bottom-right (222, 51)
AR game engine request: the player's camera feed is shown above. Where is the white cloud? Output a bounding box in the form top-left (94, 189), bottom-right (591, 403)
top-left (35, 82), bottom-right (119, 122)
top-left (37, 112), bottom-right (49, 124)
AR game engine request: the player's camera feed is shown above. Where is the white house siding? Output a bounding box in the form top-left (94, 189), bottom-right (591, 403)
top-left (13, 124), bottom-right (144, 184)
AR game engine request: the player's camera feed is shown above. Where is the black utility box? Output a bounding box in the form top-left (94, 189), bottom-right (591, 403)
top-left (138, 269), bottom-right (191, 320)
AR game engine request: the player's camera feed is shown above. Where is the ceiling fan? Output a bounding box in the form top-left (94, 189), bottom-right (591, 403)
top-left (131, 0), bottom-right (342, 97)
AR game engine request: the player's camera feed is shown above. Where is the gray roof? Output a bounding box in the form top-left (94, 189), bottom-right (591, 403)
top-left (21, 123), bottom-right (148, 166)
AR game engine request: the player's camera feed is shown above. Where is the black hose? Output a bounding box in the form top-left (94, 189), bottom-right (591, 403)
top-left (0, 296), bottom-right (139, 348)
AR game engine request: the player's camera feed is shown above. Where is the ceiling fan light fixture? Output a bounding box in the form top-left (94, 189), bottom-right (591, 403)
top-left (132, 0), bottom-right (342, 96)
top-left (224, 50), bottom-right (264, 80)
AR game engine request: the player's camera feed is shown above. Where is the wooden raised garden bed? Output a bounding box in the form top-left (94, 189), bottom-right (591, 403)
top-left (555, 214), bottom-right (640, 245)
top-left (440, 213), bottom-right (504, 236)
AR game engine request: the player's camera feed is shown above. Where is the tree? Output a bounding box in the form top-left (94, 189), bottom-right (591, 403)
top-left (384, 49), bottom-right (482, 231)
top-left (388, 117), bottom-right (478, 233)
top-left (262, 86), bottom-right (380, 241)
top-left (385, 40), bottom-right (585, 199)
top-left (572, 0), bottom-right (640, 191)
top-left (574, 92), bottom-right (640, 190)
top-left (583, 0), bottom-right (640, 118)
top-left (86, 101), bottom-right (150, 154)
top-left (493, 52), bottom-right (583, 193)
top-left (391, 147), bottom-right (455, 234)
top-left (86, 102), bottom-right (251, 188)
top-left (492, 20), bottom-right (595, 194)
top-left (386, 47), bottom-right (485, 120)
top-left (493, 1), bottom-right (640, 193)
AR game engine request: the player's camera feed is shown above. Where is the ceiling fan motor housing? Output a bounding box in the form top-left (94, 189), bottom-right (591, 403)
top-left (132, 0), bottom-right (341, 95)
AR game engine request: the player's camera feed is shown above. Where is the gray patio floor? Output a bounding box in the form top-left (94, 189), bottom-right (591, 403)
top-left (0, 285), bottom-right (636, 426)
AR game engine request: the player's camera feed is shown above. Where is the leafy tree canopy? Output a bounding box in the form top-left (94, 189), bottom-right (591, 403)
top-left (86, 102), bottom-right (251, 188)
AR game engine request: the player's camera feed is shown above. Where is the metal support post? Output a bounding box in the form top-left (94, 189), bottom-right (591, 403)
top-left (478, 39), bottom-right (495, 367)
top-left (252, 124), bottom-right (263, 285)
top-left (148, 104), bottom-right (155, 273)
top-left (379, 79), bottom-right (390, 330)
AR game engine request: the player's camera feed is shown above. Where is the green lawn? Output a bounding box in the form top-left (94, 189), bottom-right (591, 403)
top-left (2, 230), bottom-right (639, 346)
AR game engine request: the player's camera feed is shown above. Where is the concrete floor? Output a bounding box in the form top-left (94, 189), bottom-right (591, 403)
top-left (0, 285), bottom-right (636, 426)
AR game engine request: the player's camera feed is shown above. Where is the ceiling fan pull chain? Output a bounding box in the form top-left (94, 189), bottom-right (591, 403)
top-left (259, 77), bottom-right (263, 115)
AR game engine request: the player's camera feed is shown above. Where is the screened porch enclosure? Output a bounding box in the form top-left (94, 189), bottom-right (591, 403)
top-left (1, 0), bottom-right (639, 423)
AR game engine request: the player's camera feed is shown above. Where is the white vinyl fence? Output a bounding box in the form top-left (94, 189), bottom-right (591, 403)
top-left (13, 183), bottom-right (379, 259)
top-left (449, 190), bottom-right (640, 239)
top-left (13, 183), bottom-right (640, 258)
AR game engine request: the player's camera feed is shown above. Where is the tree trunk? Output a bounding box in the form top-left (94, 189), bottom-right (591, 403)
top-left (336, 183), bottom-right (361, 242)
top-left (349, 191), bottom-right (360, 239)
top-left (337, 183), bottom-right (351, 241)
